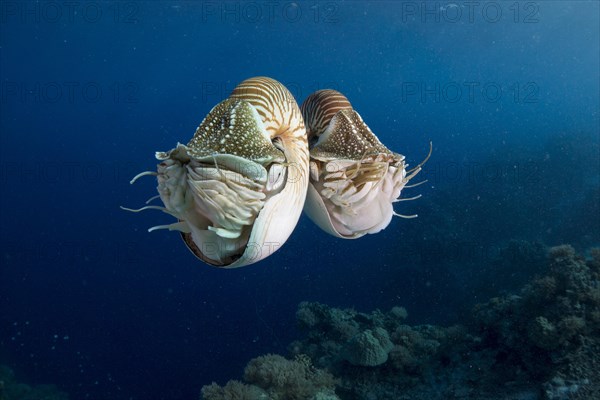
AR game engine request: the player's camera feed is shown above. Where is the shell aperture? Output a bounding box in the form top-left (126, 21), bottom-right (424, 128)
top-left (301, 90), bottom-right (430, 239)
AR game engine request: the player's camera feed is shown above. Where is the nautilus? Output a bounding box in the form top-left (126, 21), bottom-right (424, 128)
top-left (300, 90), bottom-right (431, 239)
top-left (124, 78), bottom-right (429, 267)
top-left (123, 77), bottom-right (309, 268)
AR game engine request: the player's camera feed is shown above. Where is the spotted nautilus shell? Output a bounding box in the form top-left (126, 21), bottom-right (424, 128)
top-left (301, 90), bottom-right (431, 239)
top-left (124, 77), bottom-right (308, 268)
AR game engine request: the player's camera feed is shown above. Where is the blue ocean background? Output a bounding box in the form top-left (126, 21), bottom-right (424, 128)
top-left (0, 1), bottom-right (598, 399)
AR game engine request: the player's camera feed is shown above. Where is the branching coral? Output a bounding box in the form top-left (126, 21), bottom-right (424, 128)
top-left (201, 354), bottom-right (339, 400)
top-left (244, 354), bottom-right (338, 399)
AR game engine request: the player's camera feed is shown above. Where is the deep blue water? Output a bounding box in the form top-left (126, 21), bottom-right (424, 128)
top-left (0, 1), bottom-right (598, 399)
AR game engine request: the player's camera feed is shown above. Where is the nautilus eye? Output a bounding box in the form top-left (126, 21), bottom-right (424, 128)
top-left (301, 90), bottom-right (431, 239)
top-left (124, 77), bottom-right (309, 268)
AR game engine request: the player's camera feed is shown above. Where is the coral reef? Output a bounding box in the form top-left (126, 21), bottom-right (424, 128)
top-left (290, 302), bottom-right (469, 399)
top-left (202, 245), bottom-right (600, 400)
top-left (473, 245), bottom-right (600, 399)
top-left (0, 365), bottom-right (68, 400)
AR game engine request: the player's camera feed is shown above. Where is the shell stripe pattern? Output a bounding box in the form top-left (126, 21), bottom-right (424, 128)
top-left (300, 89), bottom-right (353, 140)
top-left (230, 77), bottom-right (309, 210)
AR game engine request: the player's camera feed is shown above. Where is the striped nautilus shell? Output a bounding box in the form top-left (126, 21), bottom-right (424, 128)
top-left (301, 90), bottom-right (431, 239)
top-left (124, 77), bottom-right (308, 268)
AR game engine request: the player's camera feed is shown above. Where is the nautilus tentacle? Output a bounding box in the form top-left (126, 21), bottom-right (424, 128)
top-left (126, 77), bottom-right (308, 268)
top-left (301, 90), bottom-right (430, 239)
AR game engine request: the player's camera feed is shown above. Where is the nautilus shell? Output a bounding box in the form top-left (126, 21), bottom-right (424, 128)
top-left (125, 77), bottom-right (308, 268)
top-left (301, 90), bottom-right (430, 239)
